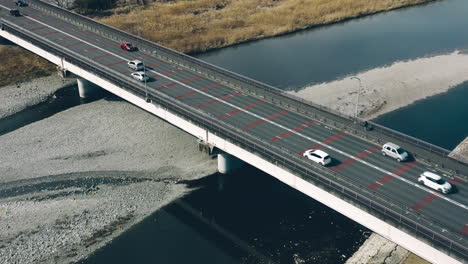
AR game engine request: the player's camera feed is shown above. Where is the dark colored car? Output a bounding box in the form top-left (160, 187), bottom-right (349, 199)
top-left (14, 0), bottom-right (28, 7)
top-left (120, 42), bottom-right (137, 51)
top-left (10, 9), bottom-right (21, 16)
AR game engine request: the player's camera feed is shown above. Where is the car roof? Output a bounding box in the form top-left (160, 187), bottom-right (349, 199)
top-left (129, 60), bottom-right (142, 64)
top-left (383, 142), bottom-right (401, 149)
top-left (312, 149), bottom-right (328, 157)
top-left (421, 171), bottom-right (441, 180)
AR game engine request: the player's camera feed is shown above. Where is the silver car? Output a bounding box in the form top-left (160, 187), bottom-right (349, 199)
top-left (127, 60), bottom-right (144, 71)
top-left (382, 142), bottom-right (408, 162)
top-left (131, 71), bottom-right (149, 82)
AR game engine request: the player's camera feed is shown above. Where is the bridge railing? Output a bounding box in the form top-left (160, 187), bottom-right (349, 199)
top-left (26, 0), bottom-right (468, 168)
top-left (2, 19), bottom-right (466, 261)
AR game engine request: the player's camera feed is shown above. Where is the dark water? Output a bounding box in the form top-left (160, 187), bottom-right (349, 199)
top-left (196, 0), bottom-right (468, 90)
top-left (2, 0), bottom-right (467, 263)
top-left (82, 167), bottom-right (367, 264)
top-left (374, 81), bottom-right (468, 150)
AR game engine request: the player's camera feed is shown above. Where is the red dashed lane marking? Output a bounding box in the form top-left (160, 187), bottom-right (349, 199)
top-left (197, 92), bottom-right (242, 109)
top-left (299, 132), bottom-right (347, 155)
top-left (243, 110), bottom-right (289, 130)
top-left (93, 50), bottom-right (126, 60)
top-left (30, 26), bottom-right (49, 31)
top-left (158, 68), bottom-right (183, 76)
top-left (105, 55), bottom-right (152, 67)
top-left (368, 175), bottom-right (394, 190)
top-left (411, 194), bottom-right (438, 211)
top-left (450, 177), bottom-right (462, 185)
top-left (270, 121), bottom-right (316, 142)
top-left (61, 32), bottom-right (94, 40)
top-left (176, 83), bottom-right (221, 99)
top-left (156, 76), bottom-right (202, 90)
top-left (368, 161), bottom-right (418, 190)
top-left (332, 145), bottom-right (380, 172)
top-left (146, 61), bottom-right (168, 67)
top-left (218, 100), bottom-right (266, 119)
top-left (64, 41), bottom-right (84, 48)
top-left (461, 224), bottom-right (468, 235)
top-left (81, 42), bottom-right (118, 52)
top-left (43, 31), bottom-right (60, 36)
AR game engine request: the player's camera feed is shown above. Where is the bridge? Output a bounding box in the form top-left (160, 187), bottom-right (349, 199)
top-left (1, 1), bottom-right (467, 263)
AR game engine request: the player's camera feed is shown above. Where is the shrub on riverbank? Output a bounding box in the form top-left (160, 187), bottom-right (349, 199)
top-left (0, 47), bottom-right (56, 87)
top-left (98, 0), bottom-right (433, 53)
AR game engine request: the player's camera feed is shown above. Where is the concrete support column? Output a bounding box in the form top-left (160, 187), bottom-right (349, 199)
top-left (217, 153), bottom-right (244, 174)
top-left (77, 78), bottom-right (95, 98)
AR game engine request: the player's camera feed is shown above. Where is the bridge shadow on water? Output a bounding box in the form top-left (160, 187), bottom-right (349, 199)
top-left (81, 165), bottom-right (369, 264)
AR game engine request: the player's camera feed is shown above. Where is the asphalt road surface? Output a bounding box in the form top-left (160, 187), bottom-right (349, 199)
top-left (1, 1), bottom-right (467, 244)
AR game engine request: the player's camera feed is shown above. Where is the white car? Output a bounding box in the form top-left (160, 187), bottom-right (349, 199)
top-left (127, 60), bottom-right (144, 71)
top-left (418, 171), bottom-right (452, 194)
top-left (131, 71), bottom-right (149, 82)
top-left (303, 149), bottom-right (331, 166)
top-left (382, 142), bottom-right (409, 162)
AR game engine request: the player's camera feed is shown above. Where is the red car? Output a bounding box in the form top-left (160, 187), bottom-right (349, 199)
top-left (120, 42), bottom-right (137, 51)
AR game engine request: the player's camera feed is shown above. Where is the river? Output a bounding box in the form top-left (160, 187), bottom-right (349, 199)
top-left (6, 0), bottom-right (468, 263)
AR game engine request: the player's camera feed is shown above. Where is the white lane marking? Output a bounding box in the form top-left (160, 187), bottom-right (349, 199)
top-left (2, 5), bottom-right (466, 210)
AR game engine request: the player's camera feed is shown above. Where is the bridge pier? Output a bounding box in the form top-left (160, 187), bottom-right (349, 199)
top-left (77, 78), bottom-right (96, 98)
top-left (217, 153), bottom-right (244, 174)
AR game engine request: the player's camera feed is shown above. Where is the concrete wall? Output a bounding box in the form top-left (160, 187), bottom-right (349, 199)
top-left (0, 29), bottom-right (463, 264)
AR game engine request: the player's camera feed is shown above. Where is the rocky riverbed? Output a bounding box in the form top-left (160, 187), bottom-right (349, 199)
top-left (0, 78), bottom-right (218, 263)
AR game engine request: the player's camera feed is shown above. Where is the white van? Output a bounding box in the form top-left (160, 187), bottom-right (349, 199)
top-left (418, 171), bottom-right (452, 194)
top-left (381, 142), bottom-right (409, 162)
top-left (127, 60), bottom-right (144, 71)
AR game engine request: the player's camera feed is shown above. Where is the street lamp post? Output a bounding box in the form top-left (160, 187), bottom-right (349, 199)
top-left (350, 76), bottom-right (362, 119)
top-left (144, 65), bottom-right (149, 102)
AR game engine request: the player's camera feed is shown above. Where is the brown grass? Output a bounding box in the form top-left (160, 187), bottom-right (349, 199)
top-left (98, 0), bottom-right (434, 53)
top-left (0, 46), bottom-right (56, 87)
top-left (0, 0), bottom-right (433, 86)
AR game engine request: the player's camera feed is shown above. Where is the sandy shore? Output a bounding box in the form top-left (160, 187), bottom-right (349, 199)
top-left (0, 90), bottom-right (217, 263)
top-left (290, 51), bottom-right (468, 120)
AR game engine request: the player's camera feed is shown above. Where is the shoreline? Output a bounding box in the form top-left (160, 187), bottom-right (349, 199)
top-left (289, 51), bottom-right (468, 120)
top-left (0, 83), bottom-right (218, 263)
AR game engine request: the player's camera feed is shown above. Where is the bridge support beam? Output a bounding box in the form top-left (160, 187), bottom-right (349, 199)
top-left (77, 78), bottom-right (96, 98)
top-left (217, 153), bottom-right (244, 174)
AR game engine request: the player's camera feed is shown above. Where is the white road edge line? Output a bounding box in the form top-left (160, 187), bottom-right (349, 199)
top-left (2, 5), bottom-right (465, 211)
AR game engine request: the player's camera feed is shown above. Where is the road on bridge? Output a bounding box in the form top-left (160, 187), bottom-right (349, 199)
top-left (1, 0), bottom-right (467, 251)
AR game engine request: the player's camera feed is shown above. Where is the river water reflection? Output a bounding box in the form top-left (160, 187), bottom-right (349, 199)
top-left (196, 0), bottom-right (468, 90)
top-left (82, 167), bottom-right (367, 264)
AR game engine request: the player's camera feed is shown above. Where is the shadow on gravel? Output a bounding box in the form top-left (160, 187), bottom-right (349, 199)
top-left (0, 85), bottom-right (104, 136)
top-left (0, 170), bottom-right (181, 201)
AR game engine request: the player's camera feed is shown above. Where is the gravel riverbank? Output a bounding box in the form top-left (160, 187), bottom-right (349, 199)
top-left (0, 91), bottom-right (217, 263)
top-left (290, 51), bottom-right (468, 120)
top-left (0, 75), bottom-right (75, 119)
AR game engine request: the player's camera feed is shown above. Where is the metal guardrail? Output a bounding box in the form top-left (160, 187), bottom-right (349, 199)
top-left (25, 0), bottom-right (468, 168)
top-left (2, 18), bottom-right (467, 262)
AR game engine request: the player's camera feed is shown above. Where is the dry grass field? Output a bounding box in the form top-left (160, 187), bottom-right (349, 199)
top-left (0, 46), bottom-right (56, 87)
top-left (0, 0), bottom-right (434, 86)
top-left (99, 0), bottom-right (434, 53)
